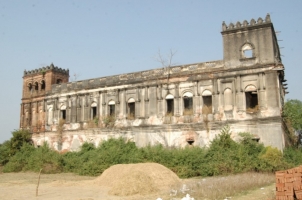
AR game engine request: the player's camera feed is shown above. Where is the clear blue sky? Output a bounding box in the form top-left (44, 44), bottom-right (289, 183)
top-left (0, 0), bottom-right (301, 143)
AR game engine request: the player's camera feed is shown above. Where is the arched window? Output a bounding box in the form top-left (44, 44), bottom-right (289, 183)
top-left (241, 43), bottom-right (255, 59)
top-left (165, 94), bottom-right (174, 115)
top-left (127, 98), bottom-right (135, 119)
top-left (28, 83), bottom-right (33, 93)
top-left (224, 88), bottom-right (233, 110)
top-left (34, 82), bottom-right (39, 91)
top-left (183, 92), bottom-right (193, 115)
top-left (108, 100), bottom-right (115, 116)
top-left (41, 80), bottom-right (45, 90)
top-left (57, 79), bottom-right (62, 84)
top-left (202, 90), bottom-right (212, 114)
top-left (245, 85), bottom-right (258, 112)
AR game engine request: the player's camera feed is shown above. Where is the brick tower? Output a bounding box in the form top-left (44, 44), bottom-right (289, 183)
top-left (20, 63), bottom-right (69, 133)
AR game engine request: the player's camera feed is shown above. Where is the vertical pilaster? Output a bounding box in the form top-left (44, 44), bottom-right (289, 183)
top-left (259, 72), bottom-right (267, 109)
top-left (144, 86), bottom-right (149, 118)
top-left (101, 91), bottom-right (107, 116)
top-left (76, 95), bottom-right (82, 122)
top-left (236, 76), bottom-right (243, 111)
top-left (193, 81), bottom-right (199, 115)
top-left (135, 87), bottom-right (140, 118)
top-left (115, 89), bottom-right (120, 117)
top-left (174, 83), bottom-right (180, 116)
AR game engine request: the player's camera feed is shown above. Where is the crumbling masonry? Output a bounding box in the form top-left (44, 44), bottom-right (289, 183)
top-left (20, 14), bottom-right (287, 151)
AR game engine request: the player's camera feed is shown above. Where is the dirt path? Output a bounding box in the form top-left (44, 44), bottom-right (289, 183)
top-left (0, 172), bottom-right (275, 200)
top-left (230, 183), bottom-right (275, 200)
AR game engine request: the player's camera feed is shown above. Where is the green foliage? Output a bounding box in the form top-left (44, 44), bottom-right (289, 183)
top-left (3, 143), bottom-right (63, 173)
top-left (9, 129), bottom-right (32, 156)
top-left (0, 129), bottom-right (32, 166)
top-left (283, 147), bottom-right (302, 166)
top-left (102, 115), bottom-right (115, 127)
top-left (283, 99), bottom-right (302, 130)
top-left (4, 126), bottom-right (302, 178)
top-left (63, 138), bottom-right (141, 176)
top-left (256, 146), bottom-right (289, 172)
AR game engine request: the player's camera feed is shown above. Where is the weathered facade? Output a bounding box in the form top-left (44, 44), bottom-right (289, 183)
top-left (20, 14), bottom-right (287, 151)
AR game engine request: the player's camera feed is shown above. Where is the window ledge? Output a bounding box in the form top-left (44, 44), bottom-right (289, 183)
top-left (240, 57), bottom-right (256, 62)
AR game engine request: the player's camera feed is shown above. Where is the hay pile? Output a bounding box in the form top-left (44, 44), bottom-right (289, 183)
top-left (95, 163), bottom-right (181, 196)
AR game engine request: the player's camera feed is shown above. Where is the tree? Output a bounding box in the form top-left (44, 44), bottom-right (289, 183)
top-left (283, 99), bottom-right (302, 147)
top-left (283, 99), bottom-right (302, 130)
top-left (9, 129), bottom-right (32, 156)
top-left (154, 49), bottom-right (177, 84)
top-left (0, 129), bottom-right (32, 166)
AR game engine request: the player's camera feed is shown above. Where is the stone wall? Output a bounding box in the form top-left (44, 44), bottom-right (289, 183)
top-left (22, 14), bottom-right (287, 151)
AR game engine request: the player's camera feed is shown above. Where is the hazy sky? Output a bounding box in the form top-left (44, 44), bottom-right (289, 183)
top-left (0, 0), bottom-right (301, 143)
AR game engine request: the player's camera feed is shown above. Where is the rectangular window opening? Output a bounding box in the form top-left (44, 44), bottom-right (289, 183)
top-left (202, 96), bottom-right (213, 114)
top-left (41, 82), bottom-right (45, 90)
top-left (61, 110), bottom-right (66, 120)
top-left (127, 102), bottom-right (135, 119)
top-left (183, 97), bottom-right (193, 115)
top-left (109, 105), bottom-right (115, 116)
top-left (92, 107), bottom-right (97, 119)
top-left (166, 99), bottom-right (174, 116)
top-left (245, 92), bottom-right (258, 112)
top-left (244, 49), bottom-right (253, 58)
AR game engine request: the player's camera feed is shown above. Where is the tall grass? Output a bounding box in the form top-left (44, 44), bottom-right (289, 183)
top-left (168, 172), bottom-right (275, 200)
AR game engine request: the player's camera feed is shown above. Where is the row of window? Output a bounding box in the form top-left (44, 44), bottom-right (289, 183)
top-left (58, 90), bottom-right (259, 120)
top-left (28, 80), bottom-right (45, 92)
top-left (27, 79), bottom-right (63, 93)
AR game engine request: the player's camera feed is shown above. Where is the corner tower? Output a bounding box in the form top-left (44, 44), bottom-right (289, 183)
top-left (221, 14), bottom-right (282, 68)
top-left (20, 63), bottom-right (69, 133)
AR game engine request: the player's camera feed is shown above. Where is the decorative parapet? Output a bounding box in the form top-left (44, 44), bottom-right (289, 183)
top-left (222, 13), bottom-right (271, 31)
top-left (51, 60), bottom-right (224, 93)
top-left (23, 63), bottom-right (69, 76)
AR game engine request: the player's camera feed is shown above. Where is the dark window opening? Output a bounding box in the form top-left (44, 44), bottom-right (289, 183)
top-left (183, 96), bottom-right (193, 115)
top-left (186, 133), bottom-right (195, 145)
top-left (34, 82), bottom-right (39, 91)
top-left (61, 110), bottom-right (66, 120)
top-left (166, 99), bottom-right (174, 115)
top-left (127, 102), bottom-right (135, 119)
top-left (92, 107), bottom-right (97, 119)
top-left (245, 92), bottom-right (258, 112)
top-left (202, 96), bottom-right (213, 114)
top-left (244, 49), bottom-right (253, 58)
top-left (187, 140), bottom-right (194, 145)
top-left (41, 80), bottom-right (45, 90)
top-left (57, 79), bottom-right (62, 84)
top-left (252, 138), bottom-right (260, 143)
top-left (28, 84), bottom-right (32, 92)
top-left (109, 105), bottom-right (115, 116)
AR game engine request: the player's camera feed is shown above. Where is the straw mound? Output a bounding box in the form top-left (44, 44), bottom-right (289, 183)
top-left (95, 163), bottom-right (181, 196)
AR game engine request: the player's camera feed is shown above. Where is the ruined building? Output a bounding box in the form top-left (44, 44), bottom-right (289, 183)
top-left (20, 14), bottom-right (287, 151)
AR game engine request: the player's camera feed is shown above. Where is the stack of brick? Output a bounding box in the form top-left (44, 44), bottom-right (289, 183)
top-left (276, 166), bottom-right (302, 200)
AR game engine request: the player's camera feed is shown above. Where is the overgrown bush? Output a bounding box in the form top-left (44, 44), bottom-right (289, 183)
top-left (3, 127), bottom-right (302, 178)
top-left (63, 138), bottom-right (142, 176)
top-left (0, 129), bottom-right (32, 166)
top-left (3, 143), bottom-right (63, 173)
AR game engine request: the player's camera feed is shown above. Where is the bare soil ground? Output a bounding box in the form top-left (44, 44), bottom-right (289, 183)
top-left (0, 164), bottom-right (275, 200)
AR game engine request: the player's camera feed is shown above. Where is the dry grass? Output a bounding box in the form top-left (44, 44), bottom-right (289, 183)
top-left (246, 105), bottom-right (259, 113)
top-left (95, 163), bottom-right (180, 196)
top-left (170, 172), bottom-right (275, 200)
top-left (183, 109), bottom-right (193, 116)
top-left (127, 113), bottom-right (135, 120)
top-left (102, 115), bottom-right (115, 128)
top-left (202, 105), bottom-right (212, 115)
